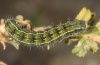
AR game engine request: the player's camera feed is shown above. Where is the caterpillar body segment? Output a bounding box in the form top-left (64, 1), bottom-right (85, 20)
top-left (5, 18), bottom-right (87, 46)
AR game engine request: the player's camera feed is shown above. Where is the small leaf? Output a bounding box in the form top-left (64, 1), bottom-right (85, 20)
top-left (75, 7), bottom-right (94, 22)
top-left (95, 20), bottom-right (100, 33)
top-left (89, 41), bottom-right (99, 53)
top-left (72, 38), bottom-right (99, 57)
top-left (16, 15), bottom-right (24, 21)
top-left (96, 20), bottom-right (100, 27)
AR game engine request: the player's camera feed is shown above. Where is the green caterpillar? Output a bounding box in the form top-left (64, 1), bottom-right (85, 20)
top-left (5, 18), bottom-right (87, 47)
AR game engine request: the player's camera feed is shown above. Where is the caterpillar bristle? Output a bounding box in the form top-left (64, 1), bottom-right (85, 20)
top-left (5, 18), bottom-right (87, 49)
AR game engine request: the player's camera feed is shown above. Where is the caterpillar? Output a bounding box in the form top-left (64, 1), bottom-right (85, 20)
top-left (5, 18), bottom-right (87, 48)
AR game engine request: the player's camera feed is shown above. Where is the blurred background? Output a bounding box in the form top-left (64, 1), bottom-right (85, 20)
top-left (0, 0), bottom-right (100, 65)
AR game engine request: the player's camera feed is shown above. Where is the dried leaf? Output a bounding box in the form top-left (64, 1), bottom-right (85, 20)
top-left (0, 61), bottom-right (7, 65)
top-left (83, 34), bottom-right (100, 43)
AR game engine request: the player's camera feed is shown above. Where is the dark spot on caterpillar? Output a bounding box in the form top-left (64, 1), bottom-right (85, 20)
top-left (5, 18), bottom-right (87, 47)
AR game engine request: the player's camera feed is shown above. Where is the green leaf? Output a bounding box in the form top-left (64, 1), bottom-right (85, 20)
top-left (96, 20), bottom-right (100, 27)
top-left (89, 41), bottom-right (99, 53)
top-left (72, 38), bottom-right (99, 57)
top-left (16, 15), bottom-right (24, 21)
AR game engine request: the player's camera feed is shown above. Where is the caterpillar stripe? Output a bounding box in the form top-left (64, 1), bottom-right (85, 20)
top-left (5, 18), bottom-right (87, 46)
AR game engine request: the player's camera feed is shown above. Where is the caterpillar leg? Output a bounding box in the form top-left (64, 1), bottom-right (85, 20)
top-left (65, 36), bottom-right (82, 45)
top-left (65, 39), bottom-right (72, 45)
top-left (46, 45), bottom-right (50, 50)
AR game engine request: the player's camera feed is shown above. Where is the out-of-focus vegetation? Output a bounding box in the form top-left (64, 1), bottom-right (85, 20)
top-left (0, 0), bottom-right (100, 65)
